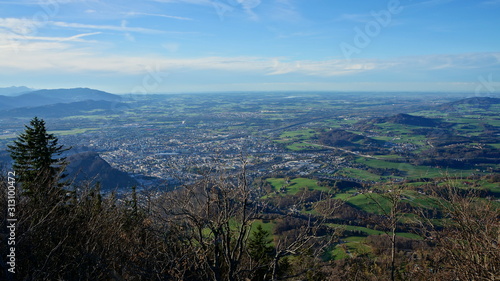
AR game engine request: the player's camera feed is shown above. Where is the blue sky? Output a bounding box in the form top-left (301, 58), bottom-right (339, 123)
top-left (0, 0), bottom-right (499, 94)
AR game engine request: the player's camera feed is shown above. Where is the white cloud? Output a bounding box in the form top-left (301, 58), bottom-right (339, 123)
top-left (151, 0), bottom-right (212, 5)
top-left (0, 1), bottom-right (41, 4)
top-left (51, 20), bottom-right (164, 34)
top-left (268, 58), bottom-right (384, 76)
top-left (4, 31), bottom-right (100, 42)
top-left (0, 17), bottom-right (167, 41)
top-left (2, 37), bottom-right (498, 94)
top-left (0, 18), bottom-right (42, 35)
top-left (0, 0), bottom-right (99, 5)
top-left (0, 33), bottom-right (498, 79)
top-left (268, 0), bottom-right (302, 22)
top-left (125, 11), bottom-right (193, 21)
top-left (0, 20), bottom-right (100, 53)
top-left (151, 0), bottom-right (262, 20)
top-left (404, 0), bottom-right (455, 9)
top-left (0, 40), bottom-right (376, 76)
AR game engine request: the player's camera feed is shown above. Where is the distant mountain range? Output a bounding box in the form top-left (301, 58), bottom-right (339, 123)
top-left (0, 87), bottom-right (123, 116)
top-left (0, 86), bottom-right (33, 96)
top-left (0, 87), bottom-right (121, 108)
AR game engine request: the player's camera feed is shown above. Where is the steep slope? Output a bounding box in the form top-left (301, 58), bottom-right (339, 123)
top-left (66, 152), bottom-right (138, 191)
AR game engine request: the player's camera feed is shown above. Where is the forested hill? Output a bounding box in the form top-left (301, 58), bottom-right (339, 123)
top-left (438, 97), bottom-right (500, 110)
top-left (66, 152), bottom-right (138, 190)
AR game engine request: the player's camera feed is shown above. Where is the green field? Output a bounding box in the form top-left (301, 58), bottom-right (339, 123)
top-left (267, 177), bottom-right (331, 195)
top-left (325, 236), bottom-right (373, 260)
top-left (346, 193), bottom-right (391, 214)
top-left (345, 189), bottom-right (445, 214)
top-left (49, 128), bottom-right (100, 135)
top-left (285, 142), bottom-right (323, 151)
top-left (275, 129), bottom-right (323, 151)
top-left (328, 224), bottom-right (385, 236)
top-left (279, 130), bottom-right (316, 139)
top-left (250, 219), bottom-right (276, 235)
top-left (338, 167), bottom-right (382, 181)
top-left (355, 157), bottom-right (478, 179)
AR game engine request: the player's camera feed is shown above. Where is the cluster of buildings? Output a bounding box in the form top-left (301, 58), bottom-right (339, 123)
top-left (56, 121), bottom-right (370, 187)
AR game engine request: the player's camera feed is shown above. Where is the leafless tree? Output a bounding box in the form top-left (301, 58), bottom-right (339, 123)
top-left (270, 190), bottom-right (343, 280)
top-left (153, 157), bottom-right (261, 280)
top-left (365, 186), bottom-right (405, 281)
top-left (418, 181), bottom-right (500, 280)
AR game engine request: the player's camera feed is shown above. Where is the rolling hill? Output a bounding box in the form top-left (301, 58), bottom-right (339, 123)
top-left (438, 97), bottom-right (500, 111)
top-left (355, 113), bottom-right (443, 131)
top-left (379, 113), bottom-right (440, 127)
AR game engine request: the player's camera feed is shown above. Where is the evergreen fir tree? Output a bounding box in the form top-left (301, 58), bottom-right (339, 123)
top-left (248, 224), bottom-right (275, 281)
top-left (7, 117), bottom-right (69, 200)
top-left (248, 224), bottom-right (274, 261)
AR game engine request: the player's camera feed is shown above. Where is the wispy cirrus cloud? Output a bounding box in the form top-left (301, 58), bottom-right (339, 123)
top-left (151, 0), bottom-right (263, 21)
top-left (274, 31), bottom-right (319, 39)
top-left (267, 0), bottom-right (302, 22)
top-left (0, 17), bottom-right (165, 35)
top-left (403, 0), bottom-right (455, 9)
top-left (0, 0), bottom-right (99, 5)
top-left (4, 31), bottom-right (100, 42)
top-left (268, 58), bottom-right (385, 76)
top-left (2, 33), bottom-right (498, 78)
top-left (150, 0), bottom-right (211, 4)
top-left (0, 36), bottom-right (364, 75)
top-left (0, 18), bottom-right (41, 35)
top-left (124, 11), bottom-right (193, 21)
top-left (51, 20), bottom-right (164, 34)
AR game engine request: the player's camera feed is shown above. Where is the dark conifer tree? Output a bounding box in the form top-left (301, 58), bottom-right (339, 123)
top-left (248, 224), bottom-right (275, 281)
top-left (248, 224), bottom-right (274, 261)
top-left (7, 117), bottom-right (69, 200)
